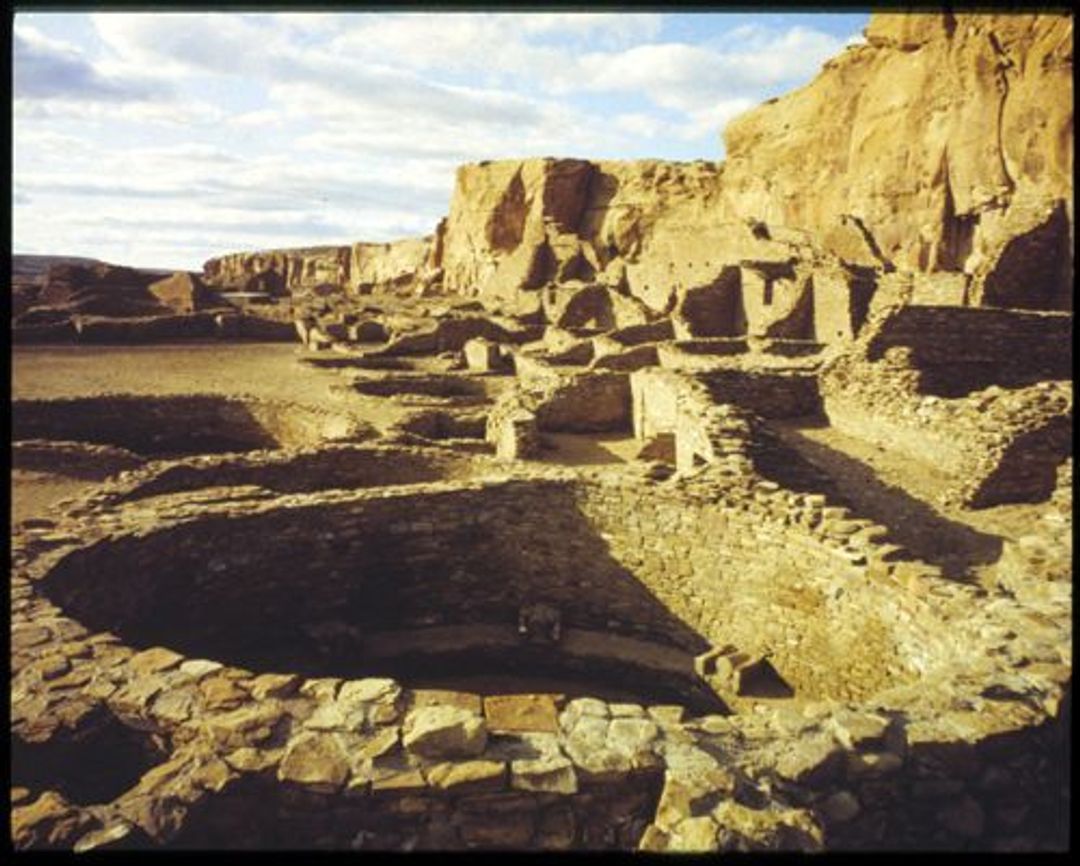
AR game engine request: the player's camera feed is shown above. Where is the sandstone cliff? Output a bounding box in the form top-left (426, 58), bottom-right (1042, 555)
top-left (203, 238), bottom-right (437, 297)
top-left (436, 157), bottom-right (870, 341)
top-left (350, 237), bottom-right (437, 295)
top-left (203, 245), bottom-right (350, 295)
top-left (721, 11), bottom-right (1073, 310)
top-left (200, 11), bottom-right (1072, 323)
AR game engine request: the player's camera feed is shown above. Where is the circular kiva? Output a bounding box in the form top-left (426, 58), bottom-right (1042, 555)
top-left (12, 393), bottom-right (375, 457)
top-left (10, 461), bottom-right (1070, 851)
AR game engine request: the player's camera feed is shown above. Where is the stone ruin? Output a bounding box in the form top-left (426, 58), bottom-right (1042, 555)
top-left (10, 10), bottom-right (1072, 854)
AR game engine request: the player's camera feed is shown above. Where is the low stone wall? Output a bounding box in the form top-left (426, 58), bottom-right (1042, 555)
top-left (376, 317), bottom-right (523, 356)
top-left (83, 445), bottom-right (489, 506)
top-left (631, 366), bottom-right (820, 475)
top-left (821, 320), bottom-right (1073, 508)
top-left (11, 321), bottom-right (79, 344)
top-left (696, 369), bottom-right (821, 419)
top-left (488, 368), bottom-right (632, 453)
top-left (13, 313), bottom-right (296, 345)
top-left (12, 394), bottom-right (374, 457)
top-left (74, 314), bottom-right (218, 343)
top-left (862, 305), bottom-right (1072, 397)
top-left (389, 410), bottom-right (489, 444)
top-left (13, 440), bottom-right (146, 480)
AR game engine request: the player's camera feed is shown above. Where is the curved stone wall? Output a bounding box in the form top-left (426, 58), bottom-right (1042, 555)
top-left (94, 445), bottom-right (492, 506)
top-left (10, 457), bottom-right (1071, 852)
top-left (12, 394), bottom-right (374, 456)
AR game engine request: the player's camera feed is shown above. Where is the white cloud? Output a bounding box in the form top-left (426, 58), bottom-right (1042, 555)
top-left (13, 11), bottom-right (865, 269)
top-left (14, 21), bottom-right (168, 102)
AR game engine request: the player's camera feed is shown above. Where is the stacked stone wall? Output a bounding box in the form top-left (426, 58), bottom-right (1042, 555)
top-left (863, 306), bottom-right (1072, 396)
top-left (10, 464), bottom-right (1071, 852)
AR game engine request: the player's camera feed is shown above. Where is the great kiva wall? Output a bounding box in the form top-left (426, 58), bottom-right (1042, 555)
top-left (10, 12), bottom-right (1073, 852)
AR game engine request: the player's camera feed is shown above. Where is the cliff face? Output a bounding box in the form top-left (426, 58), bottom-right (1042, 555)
top-left (721, 12), bottom-right (1073, 310)
top-left (350, 237), bottom-right (436, 295)
top-left (436, 158), bottom-right (833, 314)
top-left (203, 246), bottom-right (350, 295)
top-left (204, 238), bottom-right (436, 296)
top-left (439, 159), bottom-right (720, 310)
top-left (200, 12), bottom-right (1072, 318)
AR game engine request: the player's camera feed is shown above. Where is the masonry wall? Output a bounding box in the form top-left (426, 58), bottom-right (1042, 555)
top-left (573, 479), bottom-right (929, 703)
top-left (696, 369), bottom-right (822, 419)
top-left (863, 306), bottom-right (1072, 396)
top-left (43, 482), bottom-right (707, 660)
top-left (822, 337), bottom-right (1073, 508)
top-left (111, 446), bottom-right (484, 504)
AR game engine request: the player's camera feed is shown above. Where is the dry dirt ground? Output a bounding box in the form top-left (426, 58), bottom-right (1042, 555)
top-left (13, 343), bottom-right (344, 402)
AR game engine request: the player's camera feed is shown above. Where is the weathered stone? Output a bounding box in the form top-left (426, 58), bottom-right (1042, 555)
top-left (303, 702), bottom-right (349, 732)
top-left (190, 757), bottom-right (235, 793)
top-left (647, 705), bottom-right (686, 726)
top-left (12, 624), bottom-right (52, 650)
top-left (425, 760), bottom-right (506, 793)
top-left (224, 747), bottom-right (283, 773)
top-left (638, 824), bottom-right (670, 852)
top-left (370, 768), bottom-right (428, 793)
top-left (668, 816), bottom-right (719, 852)
top-left (402, 706), bottom-right (487, 758)
top-left (198, 674), bottom-right (247, 710)
top-left (278, 732), bottom-right (350, 792)
top-left (409, 689), bottom-right (484, 714)
top-left (339, 678), bottom-right (400, 706)
top-left (203, 700), bottom-right (284, 749)
top-left (561, 697), bottom-right (610, 725)
top-left (73, 821), bottom-right (139, 852)
top-left (128, 647), bottom-right (184, 677)
top-left (12, 791), bottom-right (94, 849)
top-left (353, 726), bottom-right (400, 762)
top-left (150, 687), bottom-right (198, 724)
top-left (178, 659), bottom-right (224, 680)
top-left (484, 694), bottom-right (559, 733)
top-left (510, 756), bottom-right (578, 794)
top-left (712, 800), bottom-right (824, 852)
top-left (249, 672), bottom-right (301, 700)
top-left (39, 655), bottom-right (71, 680)
top-left (774, 736), bottom-right (846, 787)
top-left (827, 710), bottom-right (891, 750)
top-left (608, 717), bottom-right (659, 754)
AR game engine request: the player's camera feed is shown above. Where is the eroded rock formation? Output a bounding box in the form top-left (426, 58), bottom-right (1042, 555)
top-left (200, 11), bottom-right (1072, 339)
top-left (721, 12), bottom-right (1074, 310)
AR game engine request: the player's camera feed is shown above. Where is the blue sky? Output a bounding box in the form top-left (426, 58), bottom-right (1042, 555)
top-left (13, 11), bottom-right (869, 270)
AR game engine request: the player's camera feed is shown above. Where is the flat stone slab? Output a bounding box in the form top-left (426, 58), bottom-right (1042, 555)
top-left (484, 694), bottom-right (559, 733)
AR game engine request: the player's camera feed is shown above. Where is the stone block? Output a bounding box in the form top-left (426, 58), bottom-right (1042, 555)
top-left (510, 757), bottom-right (578, 794)
top-left (464, 338), bottom-right (506, 372)
top-left (484, 694), bottom-right (559, 733)
top-left (402, 706), bottom-right (488, 759)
